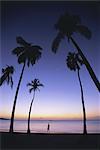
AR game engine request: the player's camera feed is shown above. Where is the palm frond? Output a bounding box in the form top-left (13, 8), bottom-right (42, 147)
top-left (66, 52), bottom-right (83, 71)
top-left (0, 74), bottom-right (7, 86)
top-left (32, 80), bottom-right (34, 84)
top-left (16, 36), bottom-right (31, 47)
top-left (55, 12), bottom-right (77, 37)
top-left (30, 59), bottom-right (35, 65)
top-left (32, 45), bottom-right (42, 50)
top-left (2, 68), bottom-right (5, 73)
top-left (76, 25), bottom-right (92, 39)
top-left (0, 66), bottom-right (14, 88)
top-left (0, 77), bottom-right (3, 86)
top-left (29, 88), bottom-right (34, 93)
top-left (52, 32), bottom-right (64, 53)
top-left (27, 60), bottom-right (30, 67)
top-left (12, 47), bottom-right (25, 56)
top-left (18, 53), bottom-right (26, 64)
top-left (27, 83), bottom-right (33, 87)
top-left (9, 66), bottom-right (14, 74)
top-left (6, 75), bottom-right (10, 85)
top-left (38, 83), bottom-right (44, 87)
top-left (10, 77), bottom-right (13, 88)
top-left (73, 15), bottom-right (81, 24)
top-left (27, 78), bottom-right (43, 93)
top-left (13, 36), bottom-right (42, 66)
top-left (24, 47), bottom-right (42, 67)
top-left (54, 12), bottom-right (92, 40)
top-left (29, 50), bottom-right (42, 66)
top-left (36, 87), bottom-right (40, 92)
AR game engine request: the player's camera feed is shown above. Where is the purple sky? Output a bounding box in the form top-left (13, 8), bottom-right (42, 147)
top-left (0, 1), bottom-right (100, 120)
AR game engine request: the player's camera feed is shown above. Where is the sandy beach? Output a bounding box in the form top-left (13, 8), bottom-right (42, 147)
top-left (0, 132), bottom-right (100, 149)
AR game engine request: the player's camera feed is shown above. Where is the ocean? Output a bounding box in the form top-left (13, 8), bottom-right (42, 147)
top-left (0, 119), bottom-right (100, 133)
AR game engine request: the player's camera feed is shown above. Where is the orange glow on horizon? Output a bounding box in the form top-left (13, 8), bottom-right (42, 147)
top-left (0, 112), bottom-right (99, 120)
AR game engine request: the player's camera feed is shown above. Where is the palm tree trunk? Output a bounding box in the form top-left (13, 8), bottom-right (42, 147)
top-left (70, 36), bottom-right (100, 92)
top-left (9, 62), bottom-right (26, 133)
top-left (77, 69), bottom-right (87, 134)
top-left (27, 92), bottom-right (35, 133)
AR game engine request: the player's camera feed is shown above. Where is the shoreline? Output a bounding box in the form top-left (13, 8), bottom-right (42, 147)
top-left (0, 131), bottom-right (100, 134)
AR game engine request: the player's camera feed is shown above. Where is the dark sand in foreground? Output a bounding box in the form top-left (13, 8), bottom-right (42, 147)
top-left (0, 132), bottom-right (100, 149)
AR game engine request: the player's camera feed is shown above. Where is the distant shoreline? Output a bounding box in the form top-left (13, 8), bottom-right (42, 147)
top-left (0, 118), bottom-right (10, 120)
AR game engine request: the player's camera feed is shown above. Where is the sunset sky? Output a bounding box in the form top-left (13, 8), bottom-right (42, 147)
top-left (0, 1), bottom-right (100, 120)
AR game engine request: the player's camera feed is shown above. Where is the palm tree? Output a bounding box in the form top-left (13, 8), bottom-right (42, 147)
top-left (0, 65), bottom-right (14, 88)
top-left (66, 52), bottom-right (87, 134)
top-left (27, 78), bottom-right (44, 133)
top-left (52, 12), bottom-right (100, 91)
top-left (9, 37), bottom-right (43, 133)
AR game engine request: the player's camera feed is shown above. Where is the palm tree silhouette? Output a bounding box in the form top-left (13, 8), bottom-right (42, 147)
top-left (0, 65), bottom-right (14, 88)
top-left (27, 78), bottom-right (44, 133)
top-left (9, 37), bottom-right (43, 133)
top-left (52, 12), bottom-right (100, 91)
top-left (66, 52), bottom-right (87, 134)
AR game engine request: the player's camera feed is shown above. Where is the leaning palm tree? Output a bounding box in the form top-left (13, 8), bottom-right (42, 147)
top-left (52, 12), bottom-right (100, 91)
top-left (9, 37), bottom-right (43, 133)
top-left (0, 65), bottom-right (14, 88)
top-left (66, 52), bottom-right (87, 134)
top-left (27, 78), bottom-right (44, 133)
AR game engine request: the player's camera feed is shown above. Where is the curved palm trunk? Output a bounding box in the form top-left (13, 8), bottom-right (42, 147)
top-left (9, 62), bottom-right (26, 133)
top-left (70, 37), bottom-right (100, 92)
top-left (77, 69), bottom-right (87, 134)
top-left (27, 92), bottom-right (35, 133)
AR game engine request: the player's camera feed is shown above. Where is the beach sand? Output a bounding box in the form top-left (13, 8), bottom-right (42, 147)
top-left (0, 132), bottom-right (100, 149)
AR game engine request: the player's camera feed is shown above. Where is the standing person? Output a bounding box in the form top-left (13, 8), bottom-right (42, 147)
top-left (47, 123), bottom-right (50, 132)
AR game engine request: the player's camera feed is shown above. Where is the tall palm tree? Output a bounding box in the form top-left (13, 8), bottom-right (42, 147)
top-left (9, 37), bottom-right (43, 133)
top-left (66, 52), bottom-right (87, 134)
top-left (52, 12), bottom-right (100, 91)
top-left (27, 78), bottom-right (44, 133)
top-left (0, 65), bottom-right (14, 88)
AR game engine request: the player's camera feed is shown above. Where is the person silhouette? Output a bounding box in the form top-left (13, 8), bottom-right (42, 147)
top-left (47, 123), bottom-right (50, 132)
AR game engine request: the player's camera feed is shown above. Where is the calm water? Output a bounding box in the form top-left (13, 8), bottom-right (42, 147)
top-left (0, 120), bottom-right (100, 133)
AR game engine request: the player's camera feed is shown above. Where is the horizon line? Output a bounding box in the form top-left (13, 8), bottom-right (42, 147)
top-left (0, 117), bottom-right (100, 121)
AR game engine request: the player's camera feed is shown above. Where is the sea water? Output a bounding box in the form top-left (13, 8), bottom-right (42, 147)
top-left (0, 119), bottom-right (100, 133)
